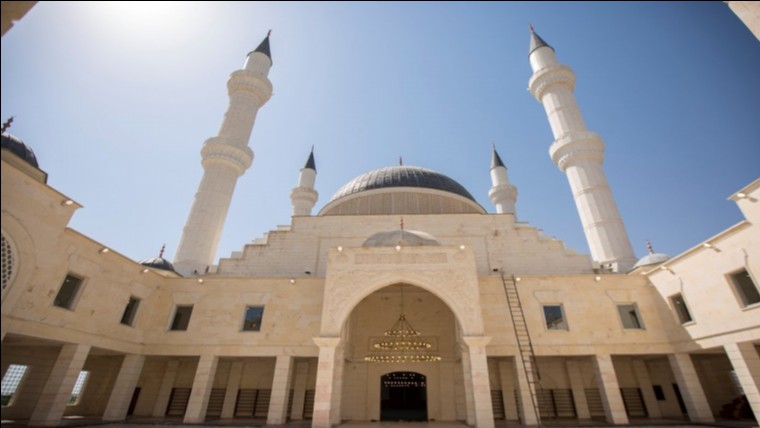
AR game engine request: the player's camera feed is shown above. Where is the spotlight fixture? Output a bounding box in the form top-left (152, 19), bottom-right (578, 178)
top-left (197, 278), bottom-right (204, 284)
top-left (99, 247), bottom-right (110, 254)
top-left (289, 278), bottom-right (296, 284)
top-left (141, 268), bottom-right (150, 274)
top-left (515, 277), bottom-right (521, 282)
top-left (736, 192), bottom-right (747, 199)
top-left (61, 199), bottom-right (74, 206)
top-left (395, 245), bottom-right (402, 252)
top-left (702, 242), bottom-right (712, 248)
top-left (459, 244), bottom-right (466, 250)
top-left (337, 246), bottom-right (343, 252)
top-left (594, 275), bottom-right (601, 282)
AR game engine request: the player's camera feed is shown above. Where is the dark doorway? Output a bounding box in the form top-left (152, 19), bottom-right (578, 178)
top-left (381, 372), bottom-right (428, 421)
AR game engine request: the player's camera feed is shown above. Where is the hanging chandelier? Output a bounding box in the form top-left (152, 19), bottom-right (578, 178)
top-left (364, 285), bottom-right (442, 363)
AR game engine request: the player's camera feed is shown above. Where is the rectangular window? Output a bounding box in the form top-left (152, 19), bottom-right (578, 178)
top-left (729, 269), bottom-right (760, 307)
top-left (54, 274), bottom-right (83, 309)
top-left (670, 293), bottom-right (693, 324)
top-left (652, 385), bottom-right (665, 401)
top-left (242, 306), bottom-right (264, 331)
top-left (542, 305), bottom-right (568, 330)
top-left (617, 304), bottom-right (644, 329)
top-left (170, 305), bottom-right (193, 331)
top-left (120, 296), bottom-right (140, 326)
top-left (68, 371), bottom-right (89, 406)
top-left (1, 364), bottom-right (29, 407)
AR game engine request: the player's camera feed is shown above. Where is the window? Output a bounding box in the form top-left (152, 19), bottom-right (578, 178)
top-left (542, 305), bottom-right (568, 330)
top-left (617, 304), bottom-right (644, 329)
top-left (1, 364), bottom-right (28, 407)
top-left (170, 305), bottom-right (193, 331)
top-left (670, 293), bottom-right (693, 324)
top-left (729, 269), bottom-right (760, 307)
top-left (120, 296), bottom-right (140, 326)
top-left (68, 371), bottom-right (89, 406)
top-left (54, 274), bottom-right (83, 309)
top-left (242, 306), bottom-right (264, 331)
top-left (652, 385), bottom-right (665, 401)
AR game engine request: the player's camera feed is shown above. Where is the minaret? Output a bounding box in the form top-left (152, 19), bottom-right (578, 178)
top-left (290, 148), bottom-right (318, 216)
top-left (528, 27), bottom-right (636, 272)
top-left (488, 146), bottom-right (518, 214)
top-left (174, 32), bottom-right (273, 276)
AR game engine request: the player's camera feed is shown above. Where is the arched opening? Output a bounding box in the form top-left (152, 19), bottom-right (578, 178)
top-left (381, 372), bottom-right (428, 421)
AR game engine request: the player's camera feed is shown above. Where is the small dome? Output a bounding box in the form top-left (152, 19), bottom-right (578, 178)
top-left (1, 132), bottom-right (39, 168)
top-left (329, 166), bottom-right (476, 203)
top-left (140, 257), bottom-right (176, 272)
top-left (632, 253), bottom-right (671, 269)
top-left (363, 230), bottom-right (440, 247)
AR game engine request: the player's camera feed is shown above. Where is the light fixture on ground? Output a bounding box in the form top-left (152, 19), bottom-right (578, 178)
top-left (364, 285), bottom-right (441, 363)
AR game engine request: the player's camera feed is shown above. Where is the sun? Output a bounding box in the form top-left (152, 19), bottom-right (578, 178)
top-left (89, 2), bottom-right (199, 49)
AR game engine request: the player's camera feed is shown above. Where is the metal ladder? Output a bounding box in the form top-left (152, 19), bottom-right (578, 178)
top-left (501, 272), bottom-right (543, 426)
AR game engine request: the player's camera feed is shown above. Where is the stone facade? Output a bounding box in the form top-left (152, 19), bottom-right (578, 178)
top-left (2, 26), bottom-right (759, 428)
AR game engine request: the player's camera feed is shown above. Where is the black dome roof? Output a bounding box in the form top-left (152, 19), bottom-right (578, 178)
top-left (140, 257), bottom-right (176, 273)
top-left (1, 132), bottom-right (39, 168)
top-left (329, 166), bottom-right (476, 203)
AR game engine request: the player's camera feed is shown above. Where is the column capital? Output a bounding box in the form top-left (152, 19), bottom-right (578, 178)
top-left (462, 335), bottom-right (492, 348)
top-left (313, 336), bottom-right (341, 348)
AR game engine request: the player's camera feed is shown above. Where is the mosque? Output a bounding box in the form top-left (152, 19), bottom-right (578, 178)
top-left (1, 6), bottom-right (759, 428)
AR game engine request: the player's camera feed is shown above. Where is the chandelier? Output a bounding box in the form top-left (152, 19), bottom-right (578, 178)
top-left (364, 285), bottom-right (442, 363)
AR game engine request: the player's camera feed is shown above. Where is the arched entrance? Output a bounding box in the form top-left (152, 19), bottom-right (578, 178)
top-left (381, 372), bottom-right (428, 421)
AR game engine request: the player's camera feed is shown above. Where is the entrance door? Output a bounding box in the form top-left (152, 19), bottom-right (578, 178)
top-left (381, 372), bottom-right (428, 421)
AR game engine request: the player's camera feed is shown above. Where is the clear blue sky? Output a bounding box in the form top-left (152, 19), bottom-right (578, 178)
top-left (2, 2), bottom-right (759, 266)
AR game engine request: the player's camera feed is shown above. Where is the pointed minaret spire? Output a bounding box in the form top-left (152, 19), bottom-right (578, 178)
top-left (291, 148), bottom-right (319, 216)
top-left (174, 31), bottom-right (274, 276)
top-left (399, 156), bottom-right (403, 166)
top-left (251, 30), bottom-right (272, 61)
top-left (528, 28), bottom-right (636, 272)
top-left (488, 145), bottom-right (518, 215)
top-left (1, 116), bottom-right (13, 133)
top-left (528, 25), bottom-right (553, 56)
top-left (159, 244), bottom-right (166, 258)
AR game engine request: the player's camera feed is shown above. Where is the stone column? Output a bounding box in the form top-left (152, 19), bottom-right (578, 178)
top-left (152, 360), bottom-right (180, 416)
top-left (290, 361), bottom-right (310, 421)
top-left (668, 353), bottom-right (714, 423)
top-left (592, 354), bottom-right (628, 424)
top-left (724, 342), bottom-right (760, 420)
top-left (566, 360), bottom-right (591, 419)
top-left (330, 346), bottom-right (345, 426)
top-left (498, 360), bottom-right (519, 420)
top-left (513, 353), bottom-right (540, 425)
top-left (312, 337), bottom-right (341, 428)
top-left (632, 359), bottom-right (661, 418)
top-left (267, 355), bottom-right (294, 425)
top-left (29, 344), bottom-right (91, 426)
top-left (220, 361), bottom-right (243, 419)
top-left (103, 354), bottom-right (145, 421)
top-left (462, 336), bottom-right (495, 428)
top-left (460, 345), bottom-right (476, 425)
top-left (184, 354), bottom-right (219, 423)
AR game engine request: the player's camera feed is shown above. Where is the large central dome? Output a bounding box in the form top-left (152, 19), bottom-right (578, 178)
top-left (319, 166), bottom-right (484, 216)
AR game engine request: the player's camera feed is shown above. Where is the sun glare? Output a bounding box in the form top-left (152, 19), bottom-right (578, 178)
top-left (91, 2), bottom-right (198, 49)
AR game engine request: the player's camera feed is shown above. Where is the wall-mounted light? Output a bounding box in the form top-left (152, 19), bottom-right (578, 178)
top-left (197, 278), bottom-right (204, 284)
top-left (337, 246), bottom-right (343, 253)
top-left (702, 242), bottom-right (713, 248)
top-left (141, 268), bottom-right (149, 274)
top-left (515, 277), bottom-right (521, 282)
top-left (395, 245), bottom-right (402, 252)
top-left (459, 244), bottom-right (466, 250)
top-left (99, 247), bottom-right (110, 254)
top-left (61, 199), bottom-right (74, 206)
top-left (594, 275), bottom-right (601, 282)
top-left (289, 278), bottom-right (296, 284)
top-left (736, 192), bottom-right (747, 199)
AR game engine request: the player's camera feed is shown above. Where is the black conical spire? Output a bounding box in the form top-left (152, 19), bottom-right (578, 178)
top-left (529, 25), bottom-right (553, 56)
top-left (250, 30), bottom-right (272, 61)
top-left (304, 146), bottom-right (316, 171)
top-left (491, 145), bottom-right (506, 169)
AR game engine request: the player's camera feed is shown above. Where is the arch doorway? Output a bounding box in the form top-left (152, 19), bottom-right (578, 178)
top-left (380, 372), bottom-right (428, 421)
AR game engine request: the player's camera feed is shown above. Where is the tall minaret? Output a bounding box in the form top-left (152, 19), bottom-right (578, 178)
top-left (528, 28), bottom-right (636, 272)
top-left (488, 146), bottom-right (518, 214)
top-left (174, 32), bottom-right (273, 276)
top-left (290, 148), bottom-right (318, 216)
